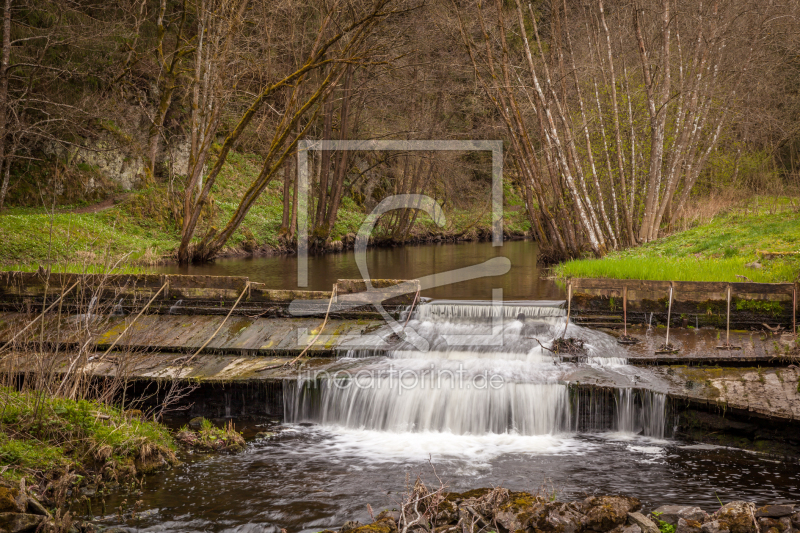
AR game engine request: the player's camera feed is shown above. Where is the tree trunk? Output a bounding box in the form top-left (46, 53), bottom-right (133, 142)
top-left (0, 0), bottom-right (11, 210)
top-left (280, 154), bottom-right (293, 232)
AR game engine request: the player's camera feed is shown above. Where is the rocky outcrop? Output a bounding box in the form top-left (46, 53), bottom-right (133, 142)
top-left (344, 488), bottom-right (799, 533)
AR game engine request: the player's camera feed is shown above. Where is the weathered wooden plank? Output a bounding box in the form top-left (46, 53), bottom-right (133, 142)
top-left (248, 287), bottom-right (332, 303)
top-left (572, 279), bottom-right (672, 291)
top-left (571, 278), bottom-right (794, 296)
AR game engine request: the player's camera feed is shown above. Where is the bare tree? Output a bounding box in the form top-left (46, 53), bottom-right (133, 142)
top-left (176, 0), bottom-right (407, 263)
top-left (454, 0), bottom-right (774, 258)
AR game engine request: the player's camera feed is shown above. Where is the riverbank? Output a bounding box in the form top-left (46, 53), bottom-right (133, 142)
top-left (0, 150), bottom-right (531, 270)
top-left (0, 387), bottom-right (176, 530)
top-left (335, 485), bottom-right (800, 533)
top-left (554, 198), bottom-right (800, 282)
top-left (0, 388), bottom-right (248, 531)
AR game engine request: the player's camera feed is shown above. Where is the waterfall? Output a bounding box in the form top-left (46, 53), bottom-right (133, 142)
top-left (291, 298), bottom-right (668, 439)
top-left (616, 388), bottom-right (667, 439)
top-left (285, 379), bottom-right (574, 435)
top-left (413, 300), bottom-right (566, 321)
top-left (284, 381), bottom-right (669, 438)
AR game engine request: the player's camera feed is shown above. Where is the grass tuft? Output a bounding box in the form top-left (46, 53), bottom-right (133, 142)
top-left (0, 387), bottom-right (177, 485)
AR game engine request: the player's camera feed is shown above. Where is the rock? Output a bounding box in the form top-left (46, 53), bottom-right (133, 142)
top-left (255, 431), bottom-right (275, 439)
top-left (375, 510), bottom-right (400, 523)
top-left (745, 262), bottom-right (762, 270)
top-left (756, 506), bottom-right (796, 518)
top-left (609, 525), bottom-right (643, 533)
top-left (582, 496), bottom-right (642, 532)
top-left (654, 505), bottom-right (707, 525)
top-left (435, 499), bottom-right (459, 525)
top-left (701, 520), bottom-right (731, 533)
top-left (188, 417), bottom-right (205, 429)
top-left (341, 520), bottom-right (362, 531)
top-left (778, 517), bottom-right (792, 533)
top-left (758, 518), bottom-right (781, 531)
top-left (25, 497), bottom-right (51, 518)
top-left (350, 516), bottom-right (397, 533)
top-left (714, 502), bottom-right (757, 533)
top-left (676, 518), bottom-right (704, 533)
top-left (0, 512), bottom-right (46, 533)
top-left (791, 512), bottom-right (800, 529)
top-left (0, 487), bottom-right (22, 513)
top-left (628, 512), bottom-right (660, 533)
top-left (541, 503), bottom-right (585, 533)
top-left (493, 491), bottom-right (544, 531)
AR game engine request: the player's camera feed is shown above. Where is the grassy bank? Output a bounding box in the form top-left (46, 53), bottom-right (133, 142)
top-left (0, 388), bottom-right (177, 490)
top-left (0, 150), bottom-right (531, 269)
top-left (554, 199), bottom-right (800, 282)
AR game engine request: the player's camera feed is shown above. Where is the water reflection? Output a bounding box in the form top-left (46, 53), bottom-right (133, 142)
top-left (155, 240), bottom-right (562, 300)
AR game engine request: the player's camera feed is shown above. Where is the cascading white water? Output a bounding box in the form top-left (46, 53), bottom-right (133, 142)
top-left (413, 300), bottom-right (566, 321)
top-left (616, 388), bottom-right (667, 439)
top-left (286, 379), bottom-right (573, 435)
top-left (287, 299), bottom-right (668, 439)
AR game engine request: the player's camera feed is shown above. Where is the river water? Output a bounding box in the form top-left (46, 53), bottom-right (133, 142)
top-left (101, 242), bottom-right (800, 532)
top-left (155, 240), bottom-right (562, 300)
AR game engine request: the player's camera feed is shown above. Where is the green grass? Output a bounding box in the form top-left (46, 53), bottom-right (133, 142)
top-left (175, 418), bottom-right (245, 452)
top-left (555, 200), bottom-right (800, 282)
top-left (0, 387), bottom-right (176, 483)
top-left (0, 148), bottom-right (531, 268)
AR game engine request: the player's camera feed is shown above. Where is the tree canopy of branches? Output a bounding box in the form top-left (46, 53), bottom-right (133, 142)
top-left (456, 0), bottom-right (781, 259)
top-left (1, 0), bottom-right (799, 263)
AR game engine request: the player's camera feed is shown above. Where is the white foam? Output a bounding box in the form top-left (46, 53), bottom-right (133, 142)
top-left (280, 424), bottom-right (592, 464)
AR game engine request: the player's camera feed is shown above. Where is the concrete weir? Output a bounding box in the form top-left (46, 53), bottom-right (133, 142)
top-left (1, 272), bottom-right (799, 454)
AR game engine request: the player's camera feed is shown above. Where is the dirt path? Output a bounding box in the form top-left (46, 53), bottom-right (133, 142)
top-left (68, 193), bottom-right (131, 214)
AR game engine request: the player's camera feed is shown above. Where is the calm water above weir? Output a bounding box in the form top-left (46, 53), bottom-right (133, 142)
top-left (107, 243), bottom-right (800, 533)
top-left (156, 240), bottom-right (563, 300)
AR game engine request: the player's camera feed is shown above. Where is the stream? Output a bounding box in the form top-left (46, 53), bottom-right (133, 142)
top-left (98, 241), bottom-right (800, 533)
